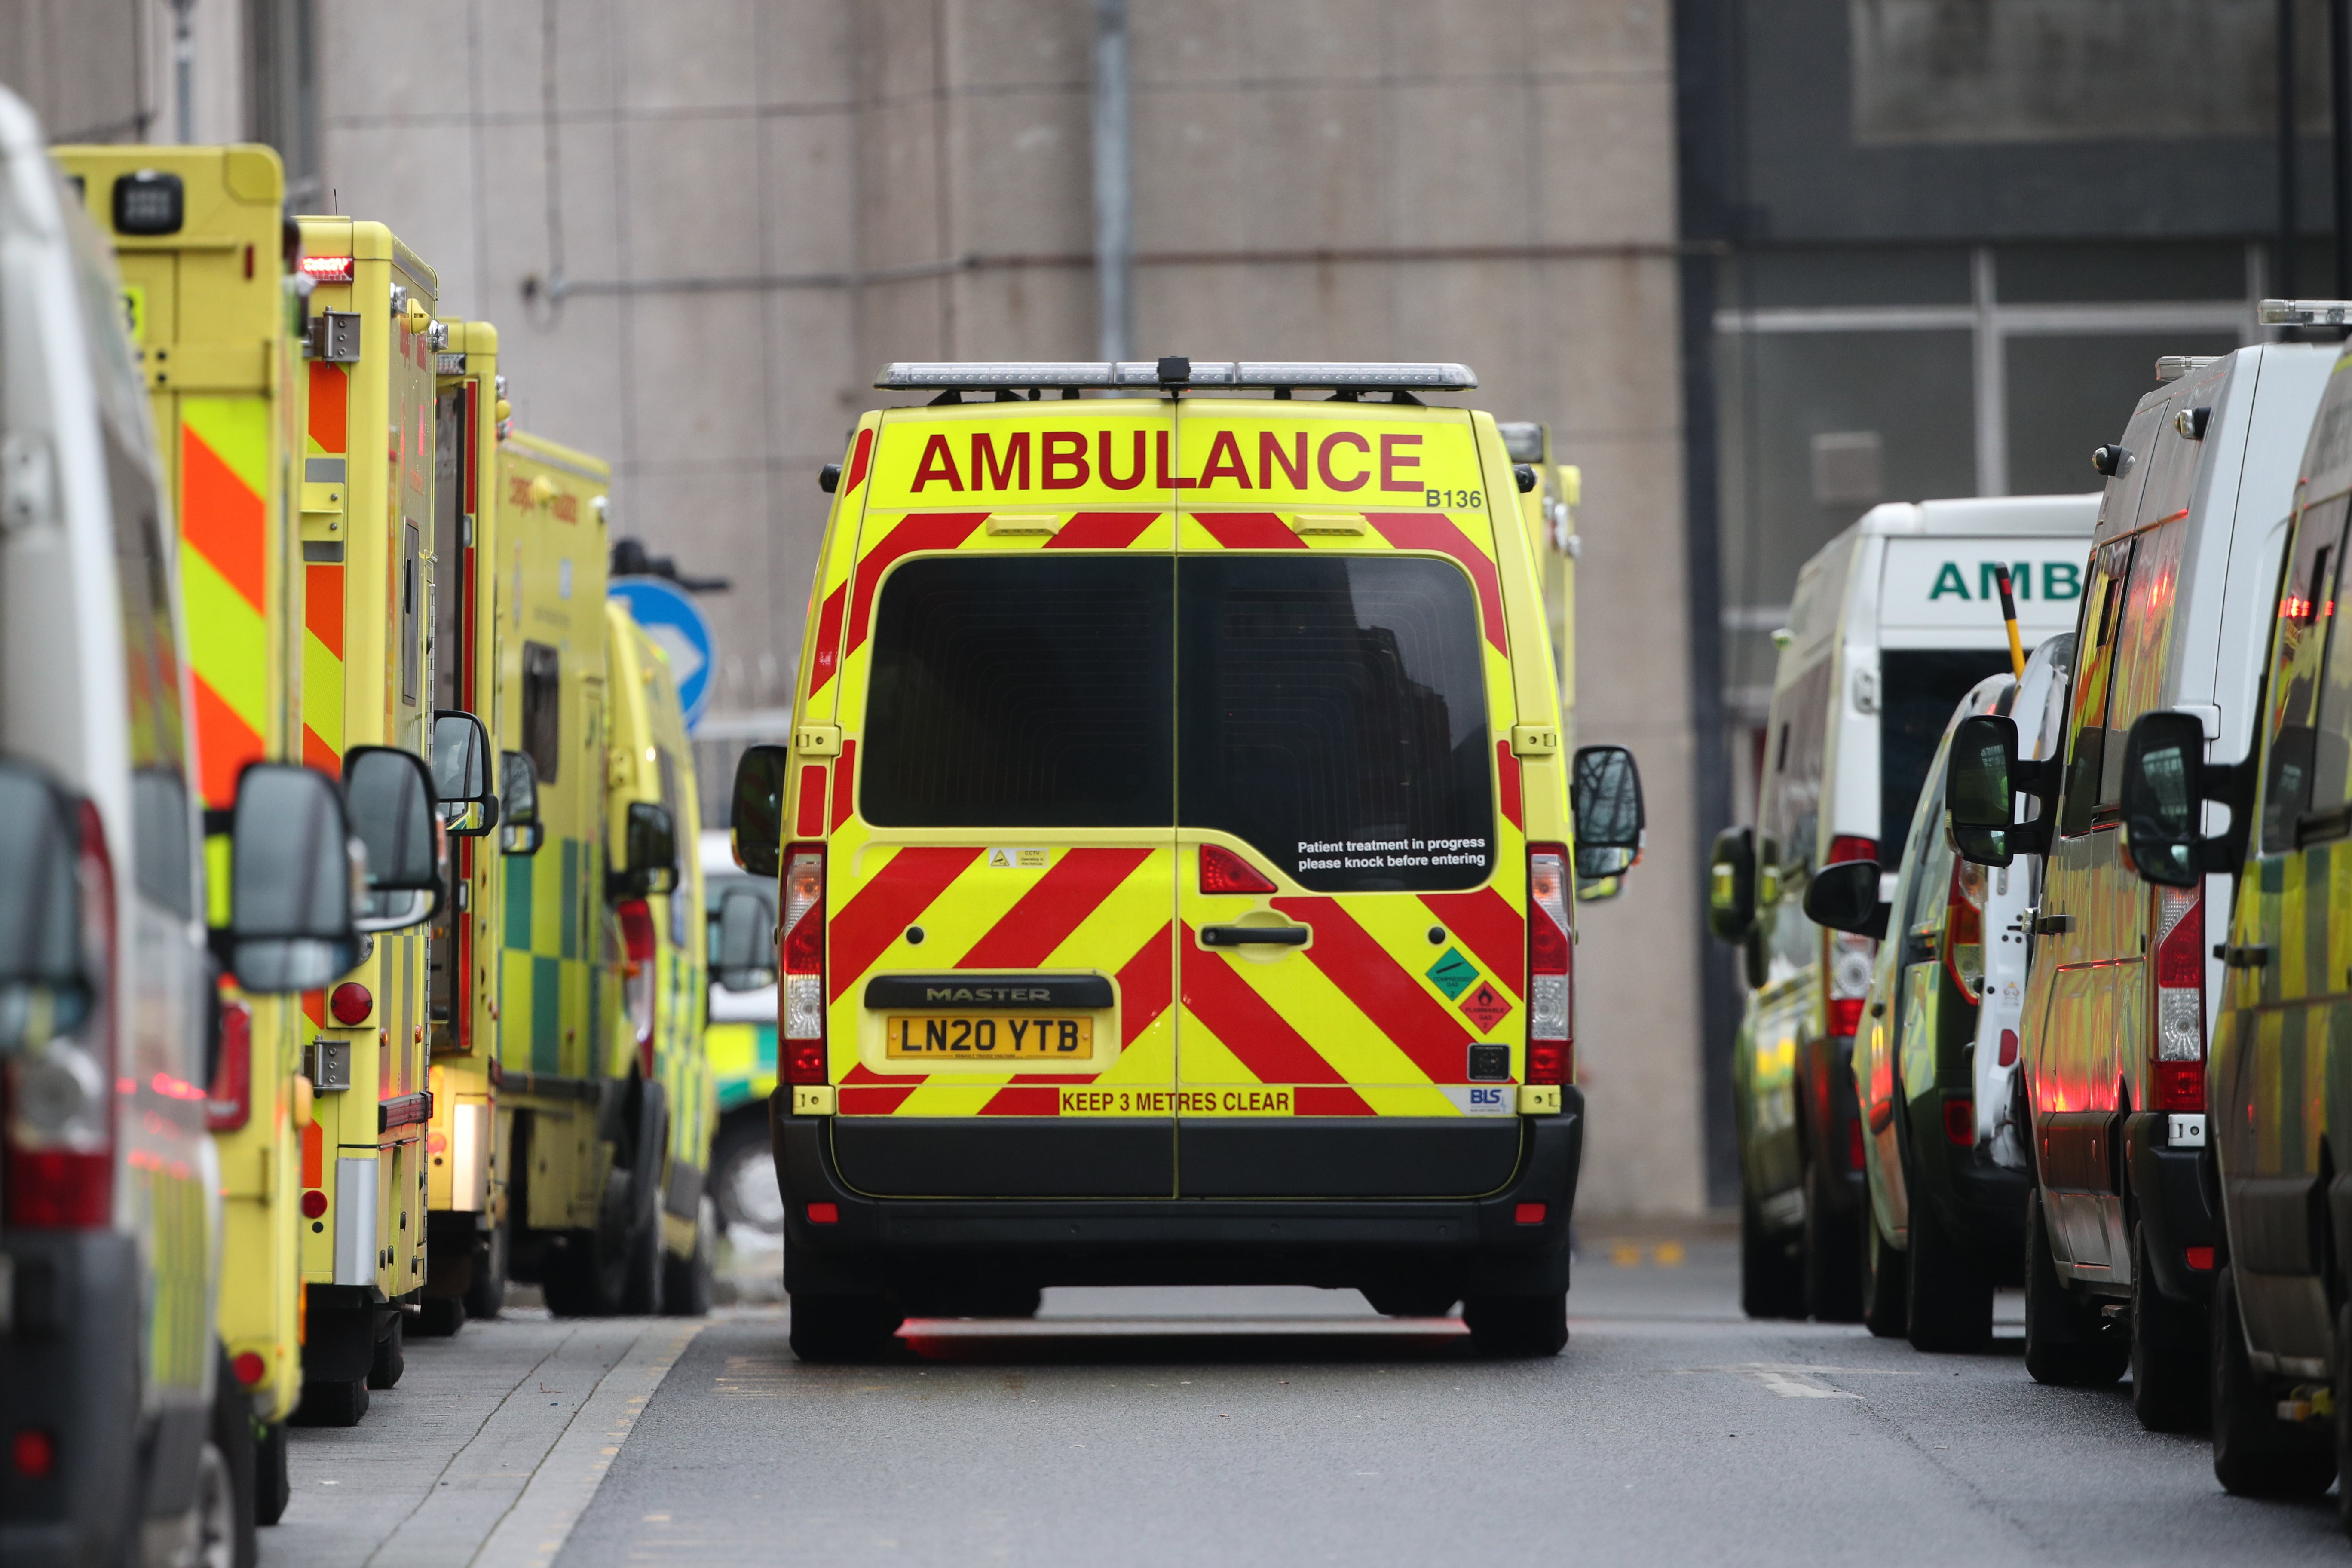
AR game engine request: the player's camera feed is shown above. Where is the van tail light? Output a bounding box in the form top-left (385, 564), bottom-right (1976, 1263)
top-left (207, 1000), bottom-right (253, 1132)
top-left (1200, 844), bottom-right (1276, 895)
top-left (5, 799), bottom-right (116, 1229)
top-left (1943, 1097), bottom-right (1974, 1147)
top-left (1943, 860), bottom-right (1986, 1003)
top-left (1822, 836), bottom-right (1877, 1039)
top-left (2152, 883), bottom-right (2205, 1113)
top-left (781, 846), bottom-right (827, 1085)
top-left (617, 899), bottom-right (657, 1078)
top-left (1527, 845), bottom-right (1571, 1085)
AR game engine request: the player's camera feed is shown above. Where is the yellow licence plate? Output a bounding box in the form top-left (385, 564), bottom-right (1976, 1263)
top-left (886, 1015), bottom-right (1093, 1058)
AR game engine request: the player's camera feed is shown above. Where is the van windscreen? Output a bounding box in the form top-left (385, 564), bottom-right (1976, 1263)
top-left (1880, 648), bottom-right (2016, 845)
top-left (861, 555), bottom-right (1174, 827)
top-left (1178, 556), bottom-right (1493, 891)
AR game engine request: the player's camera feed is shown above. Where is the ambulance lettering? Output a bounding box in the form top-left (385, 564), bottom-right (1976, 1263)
top-left (1925, 561), bottom-right (2083, 601)
top-left (906, 428), bottom-right (1433, 495)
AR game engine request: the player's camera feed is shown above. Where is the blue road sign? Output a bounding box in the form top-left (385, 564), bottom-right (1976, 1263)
top-left (609, 575), bottom-right (716, 731)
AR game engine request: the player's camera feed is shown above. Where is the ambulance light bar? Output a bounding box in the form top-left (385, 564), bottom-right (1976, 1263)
top-left (875, 359), bottom-right (1478, 392)
top-left (301, 255), bottom-right (355, 285)
top-left (2259, 298), bottom-right (2352, 327)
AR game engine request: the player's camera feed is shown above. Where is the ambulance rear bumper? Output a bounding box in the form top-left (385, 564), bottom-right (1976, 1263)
top-left (0, 1232), bottom-right (143, 1568)
top-left (773, 1093), bottom-right (1582, 1298)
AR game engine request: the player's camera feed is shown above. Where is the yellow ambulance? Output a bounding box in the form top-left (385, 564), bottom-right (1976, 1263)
top-left (720, 358), bottom-right (1646, 1360)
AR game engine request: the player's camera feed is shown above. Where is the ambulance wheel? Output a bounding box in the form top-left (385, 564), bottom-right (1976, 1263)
top-left (1360, 1288), bottom-right (1461, 1319)
top-left (1463, 1291), bottom-right (1568, 1357)
top-left (292, 1378), bottom-right (368, 1427)
top-left (415, 1295), bottom-right (466, 1338)
top-left (2128, 1222), bottom-right (2208, 1433)
top-left (203, 1349), bottom-right (259, 1568)
top-left (462, 1222), bottom-right (506, 1322)
top-left (1905, 1192), bottom-right (1992, 1352)
top-left (2335, 1304), bottom-right (2352, 1539)
top-left (254, 1420), bottom-right (289, 1527)
top-left (1802, 1158), bottom-right (1862, 1323)
top-left (662, 1197), bottom-right (717, 1317)
top-left (2211, 1263), bottom-right (2334, 1496)
top-left (789, 1294), bottom-right (905, 1362)
top-left (1860, 1213), bottom-right (1908, 1338)
top-left (711, 1117), bottom-right (784, 1237)
top-left (1739, 1198), bottom-right (1804, 1320)
top-left (621, 1176), bottom-right (666, 1317)
top-left (366, 1311), bottom-right (404, 1390)
top-left (2023, 1190), bottom-right (2125, 1386)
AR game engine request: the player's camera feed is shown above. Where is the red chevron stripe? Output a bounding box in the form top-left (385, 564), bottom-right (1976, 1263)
top-left (957, 847), bottom-right (1152, 970)
top-left (1115, 921), bottom-right (1174, 1047)
top-left (840, 1062), bottom-right (916, 1086)
top-left (839, 1084), bottom-right (917, 1115)
top-left (1195, 511), bottom-right (1305, 551)
top-left (307, 363), bottom-right (347, 454)
top-left (842, 426), bottom-right (874, 496)
top-left (305, 562), bottom-right (344, 658)
top-left (1043, 511), bottom-right (1159, 549)
top-left (845, 513), bottom-right (987, 655)
top-left (830, 739), bottom-right (857, 832)
top-left (191, 673), bottom-right (264, 811)
top-left (1178, 926), bottom-right (1344, 1084)
top-left (828, 846), bottom-right (983, 1002)
top-left (979, 1085), bottom-right (1061, 1115)
top-left (1272, 895), bottom-right (1470, 1081)
top-left (1496, 740), bottom-right (1522, 831)
top-left (1367, 512), bottom-right (1507, 652)
top-left (1296, 1085), bottom-right (1374, 1116)
top-left (794, 764), bottom-right (825, 839)
top-left (181, 427), bottom-right (264, 611)
top-left (1419, 885), bottom-right (1524, 1000)
top-left (807, 582), bottom-right (845, 695)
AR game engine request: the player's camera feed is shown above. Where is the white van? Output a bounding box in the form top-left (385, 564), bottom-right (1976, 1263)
top-left (1713, 493), bottom-right (2098, 1320)
top-left (0, 91), bottom-right (368, 1565)
top-left (1947, 338), bottom-right (2339, 1430)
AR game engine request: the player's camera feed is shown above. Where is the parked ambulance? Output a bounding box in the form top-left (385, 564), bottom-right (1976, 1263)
top-left (1709, 493), bottom-right (2097, 1321)
top-left (702, 829), bottom-right (781, 1237)
top-left (715, 357), bottom-right (1645, 1360)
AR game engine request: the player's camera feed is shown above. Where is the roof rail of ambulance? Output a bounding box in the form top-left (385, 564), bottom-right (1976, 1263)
top-left (2259, 298), bottom-right (2352, 327)
top-left (873, 359), bottom-right (1479, 394)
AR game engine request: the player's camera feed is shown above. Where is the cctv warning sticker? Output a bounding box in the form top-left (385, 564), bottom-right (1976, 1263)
top-left (987, 848), bottom-right (1050, 870)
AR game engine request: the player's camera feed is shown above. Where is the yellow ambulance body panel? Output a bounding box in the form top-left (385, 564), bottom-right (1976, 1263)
top-left (292, 215), bottom-right (442, 1410)
top-left (55, 144), bottom-right (311, 1478)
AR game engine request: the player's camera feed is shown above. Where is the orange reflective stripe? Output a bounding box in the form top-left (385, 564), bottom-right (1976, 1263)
top-left (1365, 511), bottom-right (1507, 651)
top-left (845, 513), bottom-right (987, 657)
top-left (190, 674), bottom-right (265, 808)
top-left (307, 363), bottom-right (347, 453)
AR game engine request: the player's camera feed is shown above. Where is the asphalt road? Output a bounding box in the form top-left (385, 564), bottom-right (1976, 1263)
top-left (267, 1228), bottom-right (2351, 1568)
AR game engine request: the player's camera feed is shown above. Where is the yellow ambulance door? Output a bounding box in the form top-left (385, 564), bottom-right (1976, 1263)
top-left (816, 402), bottom-right (1181, 1196)
top-left (1170, 398), bottom-right (1528, 1197)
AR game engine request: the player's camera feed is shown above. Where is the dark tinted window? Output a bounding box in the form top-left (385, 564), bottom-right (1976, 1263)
top-left (1880, 648), bottom-right (2013, 846)
top-left (861, 556), bottom-right (1173, 827)
top-left (1178, 556), bottom-right (1492, 891)
top-left (521, 642), bottom-right (561, 783)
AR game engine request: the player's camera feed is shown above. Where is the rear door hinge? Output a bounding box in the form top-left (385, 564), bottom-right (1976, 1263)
top-left (1510, 723), bottom-right (1559, 759)
top-left (795, 723), bottom-right (842, 757)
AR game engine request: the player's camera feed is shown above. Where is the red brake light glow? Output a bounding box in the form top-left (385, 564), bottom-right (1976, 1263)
top-left (806, 1202), bottom-right (839, 1225)
top-left (5, 798), bottom-right (115, 1230)
top-left (300, 255), bottom-right (355, 284)
top-left (617, 899), bottom-right (658, 1075)
top-left (2151, 885), bottom-right (2205, 1112)
top-left (781, 848), bottom-right (827, 1084)
top-left (1526, 845), bottom-right (1571, 1084)
top-left (206, 1000), bottom-right (253, 1133)
top-left (1200, 844), bottom-right (1277, 896)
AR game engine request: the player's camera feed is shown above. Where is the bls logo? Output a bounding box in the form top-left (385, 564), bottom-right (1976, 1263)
top-left (1468, 1086), bottom-right (1509, 1111)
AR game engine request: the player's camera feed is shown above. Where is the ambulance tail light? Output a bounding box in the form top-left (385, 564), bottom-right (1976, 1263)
top-left (1823, 837), bottom-right (1877, 1039)
top-left (1527, 845), bottom-right (1571, 1086)
top-left (4, 800), bottom-right (116, 1230)
top-left (781, 847), bottom-right (827, 1085)
top-left (2152, 883), bottom-right (2205, 1113)
top-left (617, 899), bottom-right (657, 1078)
top-left (1943, 859), bottom-right (1986, 1004)
top-left (300, 255), bottom-right (355, 284)
top-left (206, 1000), bottom-right (253, 1133)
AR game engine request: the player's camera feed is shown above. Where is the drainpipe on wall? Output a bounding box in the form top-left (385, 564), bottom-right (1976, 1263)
top-left (1091, 0), bottom-right (1133, 364)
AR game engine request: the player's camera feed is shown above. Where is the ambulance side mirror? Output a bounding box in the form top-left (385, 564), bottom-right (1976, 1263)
top-left (2119, 709), bottom-right (2250, 888)
top-left (712, 885), bottom-right (778, 992)
top-left (344, 746), bottom-right (442, 932)
top-left (499, 750), bottom-right (543, 857)
top-left (730, 744), bottom-right (792, 878)
top-left (1803, 859), bottom-right (1887, 940)
top-left (1570, 745), bottom-right (1644, 882)
top-left (433, 710), bottom-right (499, 837)
top-left (1706, 826), bottom-right (1757, 942)
top-left (612, 802), bottom-right (678, 899)
top-left (227, 763), bottom-right (361, 992)
top-left (0, 760), bottom-right (94, 1054)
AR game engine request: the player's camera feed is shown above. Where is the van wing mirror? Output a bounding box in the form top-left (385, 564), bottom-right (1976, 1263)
top-left (730, 744), bottom-right (792, 878)
top-left (612, 801), bottom-right (679, 899)
top-left (1706, 825), bottom-right (1757, 942)
top-left (343, 746), bottom-right (441, 932)
top-left (1803, 858), bottom-right (1888, 940)
top-left (711, 885), bottom-right (778, 992)
top-left (228, 763), bottom-right (361, 992)
top-left (433, 710), bottom-right (499, 837)
top-left (498, 749), bottom-right (543, 857)
top-left (1945, 714), bottom-right (2064, 867)
top-left (1570, 745), bottom-right (1645, 882)
top-left (0, 761), bottom-right (94, 1054)
top-left (2119, 709), bottom-right (2248, 886)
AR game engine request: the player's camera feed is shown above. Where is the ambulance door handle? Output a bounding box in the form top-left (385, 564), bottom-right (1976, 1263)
top-left (1200, 925), bottom-right (1311, 948)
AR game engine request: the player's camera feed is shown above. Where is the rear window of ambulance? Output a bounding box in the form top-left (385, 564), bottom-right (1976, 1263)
top-left (1179, 556), bottom-right (1493, 891)
top-left (862, 556), bottom-right (1174, 827)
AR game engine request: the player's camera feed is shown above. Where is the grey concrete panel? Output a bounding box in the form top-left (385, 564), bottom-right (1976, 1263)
top-left (946, 89), bottom-right (1093, 257)
top-left (316, 0), bottom-right (472, 121)
top-left (1384, 80), bottom-right (1539, 245)
top-left (616, 0), bottom-right (756, 113)
top-left (1384, 0), bottom-right (1544, 80)
top-left (760, 111), bottom-right (859, 276)
top-left (760, 289), bottom-right (863, 452)
top-left (622, 291), bottom-right (772, 463)
top-left (946, 266), bottom-right (1098, 361)
top-left (622, 112), bottom-right (765, 281)
top-left (499, 294), bottom-right (629, 468)
top-left (317, 120), bottom-right (477, 303)
top-left (946, 0), bottom-right (1091, 92)
top-left (756, 0), bottom-right (858, 109)
top-left (856, 93), bottom-right (947, 266)
top-left (1531, 76), bottom-right (1677, 248)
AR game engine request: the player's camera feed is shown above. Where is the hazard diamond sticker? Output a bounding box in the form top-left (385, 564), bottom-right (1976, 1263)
top-left (1426, 947), bottom-right (1480, 999)
top-left (1458, 981), bottom-right (1511, 1032)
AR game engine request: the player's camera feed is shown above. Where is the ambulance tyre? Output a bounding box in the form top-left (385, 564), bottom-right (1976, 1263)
top-left (2128, 1222), bottom-right (2207, 1433)
top-left (1860, 1213), bottom-right (1908, 1339)
top-left (366, 1310), bottom-right (404, 1390)
top-left (462, 1222), bottom-right (506, 1322)
top-left (1905, 1191), bottom-right (1992, 1353)
top-left (789, 1294), bottom-right (906, 1363)
top-left (1361, 1288), bottom-right (1461, 1318)
top-left (415, 1295), bottom-right (466, 1338)
top-left (620, 1172), bottom-right (666, 1317)
top-left (1463, 1291), bottom-right (1568, 1357)
top-left (662, 1197), bottom-right (717, 1317)
top-left (254, 1420), bottom-right (289, 1527)
top-left (1740, 1198), bottom-right (1804, 1320)
top-left (292, 1378), bottom-right (368, 1427)
top-left (2211, 1264), bottom-right (2335, 1497)
top-left (2335, 1305), bottom-right (2352, 1539)
top-left (2024, 1189), bottom-right (2125, 1387)
top-left (1803, 1157), bottom-right (1863, 1323)
top-left (711, 1116), bottom-right (784, 1237)
top-left (202, 1348), bottom-right (259, 1568)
